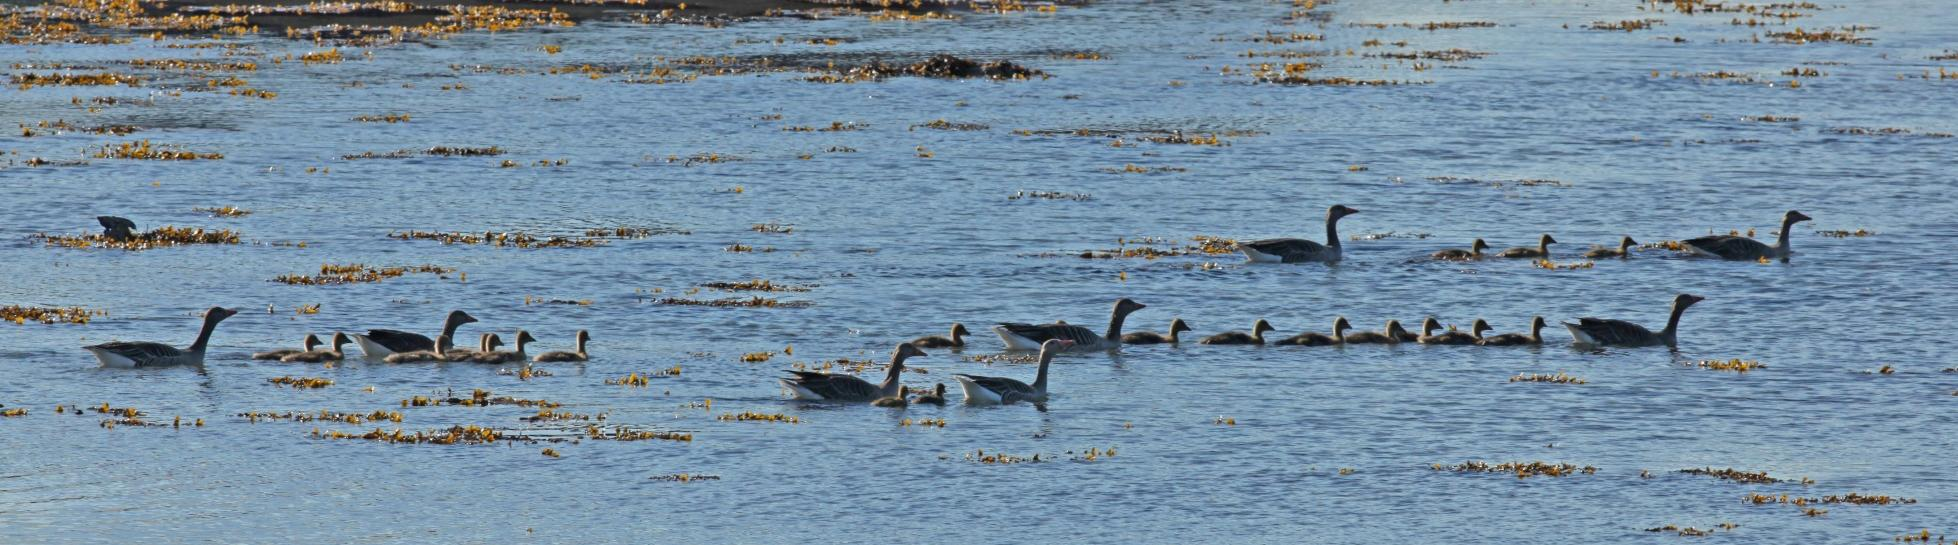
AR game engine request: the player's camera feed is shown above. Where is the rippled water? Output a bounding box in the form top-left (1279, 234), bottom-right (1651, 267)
top-left (4, 0), bottom-right (1957, 542)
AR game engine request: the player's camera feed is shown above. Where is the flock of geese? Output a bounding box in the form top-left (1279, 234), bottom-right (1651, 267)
top-left (78, 205), bottom-right (1807, 407)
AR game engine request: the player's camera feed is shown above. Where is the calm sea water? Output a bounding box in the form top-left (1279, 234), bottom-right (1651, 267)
top-left (3, 0), bottom-right (1956, 543)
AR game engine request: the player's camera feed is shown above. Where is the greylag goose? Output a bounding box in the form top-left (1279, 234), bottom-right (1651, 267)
top-left (779, 343), bottom-right (924, 402)
top-left (1344, 319), bottom-right (1408, 344)
top-left (993, 298), bottom-right (1145, 351)
top-left (1432, 239), bottom-right (1490, 261)
top-left (954, 339), bottom-right (1071, 405)
top-left (253, 334), bottom-right (321, 360)
top-left (1478, 316), bottom-right (1547, 346)
top-left (282, 332), bottom-right (352, 363)
top-left (911, 323), bottom-right (970, 349)
top-left (1419, 319), bottom-right (1491, 345)
top-left (1684, 210), bottom-right (1811, 261)
top-left (532, 330), bottom-right (589, 362)
top-left (84, 306), bottom-right (237, 368)
top-left (444, 333), bottom-right (493, 362)
top-left (97, 216), bottom-right (136, 241)
top-left (383, 335), bottom-right (454, 363)
top-left (1564, 293), bottom-right (1704, 347)
top-left (914, 383), bottom-right (947, 405)
top-left (1199, 319), bottom-right (1274, 345)
top-left (472, 330), bottom-right (535, 364)
top-left (1122, 318), bottom-right (1192, 344)
top-left (1583, 236), bottom-right (1638, 259)
top-left (1238, 204), bottom-right (1359, 263)
top-left (1496, 234), bottom-right (1558, 258)
top-left (1274, 316), bottom-right (1349, 346)
top-left (354, 310), bottom-right (477, 358)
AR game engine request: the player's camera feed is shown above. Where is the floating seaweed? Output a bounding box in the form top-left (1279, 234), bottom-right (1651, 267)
top-left (1816, 228), bottom-right (1876, 237)
top-left (1679, 467), bottom-right (1788, 484)
top-left (718, 411), bottom-right (801, 424)
top-left (808, 54), bottom-right (1047, 83)
top-left (385, 230), bottom-right (626, 249)
top-left (32, 226), bottom-right (240, 250)
top-left (1767, 27), bottom-right (1871, 45)
top-left (92, 140), bottom-right (222, 160)
top-left (657, 296), bottom-right (811, 308)
top-left (268, 376), bottom-right (333, 389)
top-left (1586, 19), bottom-right (1664, 31)
top-left (1, 305), bottom-right (103, 325)
top-left (1432, 460), bottom-right (1598, 478)
top-left (193, 206), bottom-right (251, 218)
top-left (352, 113), bottom-right (411, 123)
top-left (1009, 190), bottom-right (1091, 201)
top-left (12, 72), bottom-right (143, 89)
top-left (1534, 259), bottom-right (1595, 270)
top-left (1509, 372), bottom-right (1587, 384)
top-left (1696, 359), bottom-right (1766, 372)
top-left (700, 280), bottom-right (813, 292)
top-left (911, 119), bottom-right (990, 131)
top-left (239, 410), bottom-right (402, 425)
top-left (605, 367), bottom-right (681, 386)
top-left (275, 263), bottom-right (454, 286)
top-left (648, 473), bottom-right (720, 482)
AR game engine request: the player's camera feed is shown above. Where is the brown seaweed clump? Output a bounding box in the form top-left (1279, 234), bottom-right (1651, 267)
top-left (275, 263), bottom-right (454, 285)
top-left (2, 305), bottom-right (104, 325)
top-left (33, 226), bottom-right (240, 250)
top-left (810, 54), bottom-right (1047, 83)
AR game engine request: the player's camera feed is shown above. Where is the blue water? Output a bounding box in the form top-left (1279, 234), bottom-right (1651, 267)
top-left (3, 0), bottom-right (1956, 542)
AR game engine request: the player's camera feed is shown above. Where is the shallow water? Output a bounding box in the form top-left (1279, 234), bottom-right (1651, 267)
top-left (3, 0), bottom-right (1956, 543)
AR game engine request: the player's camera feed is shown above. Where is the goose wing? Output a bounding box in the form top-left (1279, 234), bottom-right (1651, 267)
top-left (1568, 317), bottom-right (1656, 345)
top-left (952, 374), bottom-right (1033, 398)
top-left (1121, 331), bottom-right (1171, 344)
top-left (363, 329), bottom-right (433, 353)
top-left (1241, 238), bottom-right (1328, 262)
top-left (784, 371), bottom-right (878, 401)
top-left (996, 323), bottom-right (1101, 345)
top-left (1683, 235), bottom-right (1769, 260)
top-left (86, 341), bottom-right (181, 366)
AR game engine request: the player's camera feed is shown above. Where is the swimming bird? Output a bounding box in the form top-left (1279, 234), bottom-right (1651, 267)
top-left (914, 383), bottom-right (947, 405)
top-left (872, 393), bottom-right (909, 408)
top-left (993, 298), bottom-right (1145, 351)
top-left (532, 330), bottom-right (590, 362)
top-left (1274, 316), bottom-right (1350, 346)
top-left (444, 333), bottom-right (493, 362)
top-left (97, 216), bottom-right (136, 241)
top-left (911, 323), bottom-right (970, 349)
top-left (1238, 204), bottom-right (1359, 263)
top-left (1565, 293), bottom-right (1704, 348)
top-left (281, 332), bottom-right (352, 363)
top-left (1683, 210), bottom-right (1812, 261)
top-left (473, 331), bottom-right (535, 364)
top-left (954, 339), bottom-right (1070, 405)
top-left (1392, 320), bottom-right (1423, 342)
top-left (354, 310), bottom-right (477, 358)
top-left (1122, 318), bottom-right (1192, 344)
top-left (1344, 319), bottom-right (1409, 344)
top-left (84, 306), bottom-right (237, 368)
top-left (779, 343), bottom-right (924, 402)
top-left (383, 335), bottom-right (454, 363)
top-left (1478, 316), bottom-right (1548, 346)
top-left (1432, 239), bottom-right (1489, 261)
top-left (1496, 234), bottom-right (1558, 258)
top-left (1583, 236), bottom-right (1638, 259)
top-left (1199, 319), bottom-right (1274, 345)
top-left (253, 334), bottom-right (321, 360)
top-left (1419, 319), bottom-right (1491, 345)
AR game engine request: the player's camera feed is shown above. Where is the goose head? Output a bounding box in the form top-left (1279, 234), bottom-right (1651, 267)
top-left (205, 306), bottom-right (239, 323)
top-left (1528, 316), bottom-right (1547, 334)
top-left (1471, 319), bottom-right (1493, 337)
top-left (1328, 204), bottom-right (1360, 220)
top-left (1169, 318), bottom-right (1192, 334)
top-left (1784, 210), bottom-right (1812, 224)
top-left (1674, 293), bottom-right (1706, 309)
top-left (1038, 338), bottom-right (1074, 357)
top-left (1385, 320), bottom-right (1408, 337)
top-left (1252, 319), bottom-right (1275, 336)
top-left (1333, 316), bottom-right (1351, 334)
top-left (932, 383), bottom-right (946, 396)
top-left (329, 332), bottom-right (352, 350)
top-left (1539, 234), bottom-right (1559, 246)
top-left (1420, 317), bottom-right (1441, 336)
top-left (1113, 298), bottom-right (1147, 315)
top-left (893, 342), bottom-right (928, 361)
top-left (300, 334), bottom-right (323, 352)
top-left (950, 323), bottom-right (970, 338)
top-left (1618, 236), bottom-right (1638, 251)
top-left (513, 330), bottom-right (537, 350)
top-left (1471, 238), bottom-right (1489, 253)
top-left (574, 329), bottom-right (591, 343)
top-left (484, 334), bottom-right (504, 352)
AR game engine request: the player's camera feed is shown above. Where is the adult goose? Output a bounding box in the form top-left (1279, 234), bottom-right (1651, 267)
top-left (1432, 239), bottom-right (1489, 261)
top-left (1684, 210), bottom-right (1812, 262)
top-left (954, 339), bottom-right (1071, 405)
top-left (84, 307), bottom-right (237, 368)
top-left (993, 298), bottom-right (1145, 351)
top-left (1344, 320), bottom-right (1409, 344)
top-left (1274, 317), bottom-right (1349, 346)
top-left (282, 332), bottom-right (353, 363)
top-left (98, 216), bottom-right (137, 241)
top-left (1565, 293), bottom-right (1704, 348)
top-left (253, 334), bottom-right (321, 360)
top-left (1123, 318), bottom-right (1192, 345)
top-left (1583, 236), bottom-right (1638, 259)
top-left (1496, 234), bottom-right (1558, 259)
top-left (911, 323), bottom-right (970, 349)
top-left (383, 335), bottom-right (454, 363)
top-left (1199, 319), bottom-right (1274, 345)
top-left (532, 330), bottom-right (590, 362)
top-left (779, 343), bottom-right (925, 402)
top-left (354, 310), bottom-right (477, 358)
top-left (473, 331), bottom-right (536, 364)
top-left (1479, 317), bottom-right (1547, 346)
top-left (1419, 319), bottom-right (1491, 345)
top-left (1238, 204), bottom-right (1360, 264)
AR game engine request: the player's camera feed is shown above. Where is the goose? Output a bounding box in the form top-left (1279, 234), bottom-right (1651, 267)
top-left (1479, 316), bottom-right (1547, 346)
top-left (914, 383), bottom-right (947, 405)
top-left (1496, 234), bottom-right (1558, 258)
top-left (253, 334), bottom-right (321, 360)
top-left (472, 331), bottom-right (535, 364)
top-left (993, 298), bottom-right (1145, 351)
top-left (779, 343), bottom-right (924, 402)
top-left (954, 339), bottom-right (1070, 405)
top-left (911, 323), bottom-right (970, 349)
top-left (354, 310), bottom-right (477, 358)
top-left (1199, 319), bottom-right (1274, 345)
top-left (98, 215), bottom-right (136, 241)
top-left (444, 333), bottom-right (494, 362)
top-left (1344, 319), bottom-right (1409, 344)
top-left (1583, 236), bottom-right (1638, 259)
top-left (84, 306), bottom-right (237, 368)
top-left (383, 335), bottom-right (454, 363)
top-left (1432, 239), bottom-right (1489, 261)
top-left (1565, 293), bottom-right (1704, 348)
top-left (1122, 318), bottom-right (1192, 344)
top-left (281, 332), bottom-right (353, 363)
top-left (1684, 210), bottom-right (1812, 261)
top-left (532, 330), bottom-right (590, 362)
top-left (1238, 204), bottom-right (1359, 263)
top-left (1419, 319), bottom-right (1491, 345)
top-left (1274, 316), bottom-right (1349, 346)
